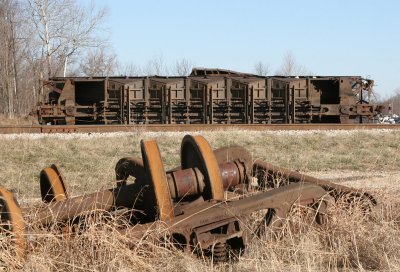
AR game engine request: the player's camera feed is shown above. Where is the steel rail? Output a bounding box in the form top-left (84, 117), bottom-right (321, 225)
top-left (0, 123), bottom-right (399, 134)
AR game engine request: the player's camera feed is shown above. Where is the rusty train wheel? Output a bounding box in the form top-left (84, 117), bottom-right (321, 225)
top-left (0, 186), bottom-right (26, 258)
top-left (40, 164), bottom-right (68, 203)
top-left (141, 140), bottom-right (174, 221)
top-left (181, 135), bottom-right (224, 201)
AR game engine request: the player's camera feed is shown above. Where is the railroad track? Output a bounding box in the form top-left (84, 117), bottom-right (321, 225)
top-left (0, 124), bottom-right (399, 134)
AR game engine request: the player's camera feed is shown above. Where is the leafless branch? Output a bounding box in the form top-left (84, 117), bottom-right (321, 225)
top-left (254, 61), bottom-right (270, 76)
top-left (173, 58), bottom-right (194, 76)
top-left (276, 51), bottom-right (311, 76)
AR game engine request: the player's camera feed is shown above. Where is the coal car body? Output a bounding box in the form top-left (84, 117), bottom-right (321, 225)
top-left (36, 68), bottom-right (380, 125)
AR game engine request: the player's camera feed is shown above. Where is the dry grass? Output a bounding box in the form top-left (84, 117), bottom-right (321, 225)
top-left (0, 114), bottom-right (37, 126)
top-left (1, 129), bottom-right (400, 271)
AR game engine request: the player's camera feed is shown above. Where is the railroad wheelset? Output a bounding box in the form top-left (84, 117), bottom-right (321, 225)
top-left (0, 134), bottom-right (377, 262)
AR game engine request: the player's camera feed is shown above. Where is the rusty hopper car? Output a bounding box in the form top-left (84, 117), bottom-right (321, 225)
top-left (35, 68), bottom-right (381, 125)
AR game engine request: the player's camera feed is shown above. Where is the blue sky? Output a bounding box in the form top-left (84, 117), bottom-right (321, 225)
top-left (94, 0), bottom-right (399, 98)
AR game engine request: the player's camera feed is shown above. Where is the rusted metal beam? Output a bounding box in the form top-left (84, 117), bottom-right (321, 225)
top-left (122, 182), bottom-right (328, 260)
top-left (253, 159), bottom-right (377, 205)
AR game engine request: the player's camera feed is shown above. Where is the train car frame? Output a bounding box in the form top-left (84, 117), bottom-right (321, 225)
top-left (35, 68), bottom-right (381, 125)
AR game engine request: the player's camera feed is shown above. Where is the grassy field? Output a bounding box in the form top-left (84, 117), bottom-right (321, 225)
top-left (1, 129), bottom-right (400, 271)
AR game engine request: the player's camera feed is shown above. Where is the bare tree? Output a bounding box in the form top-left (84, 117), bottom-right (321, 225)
top-left (119, 62), bottom-right (142, 76)
top-left (381, 87), bottom-right (400, 115)
top-left (173, 58), bottom-right (194, 76)
top-left (0, 0), bottom-right (19, 117)
top-left (79, 47), bottom-right (117, 77)
top-left (276, 51), bottom-right (311, 76)
top-left (254, 61), bottom-right (270, 76)
top-left (144, 54), bottom-right (168, 76)
top-left (26, 0), bottom-right (107, 79)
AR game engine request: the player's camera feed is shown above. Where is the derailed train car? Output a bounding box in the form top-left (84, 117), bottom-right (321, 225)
top-left (35, 68), bottom-right (381, 125)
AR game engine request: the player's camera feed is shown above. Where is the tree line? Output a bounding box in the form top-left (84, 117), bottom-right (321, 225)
top-left (380, 88), bottom-right (400, 115)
